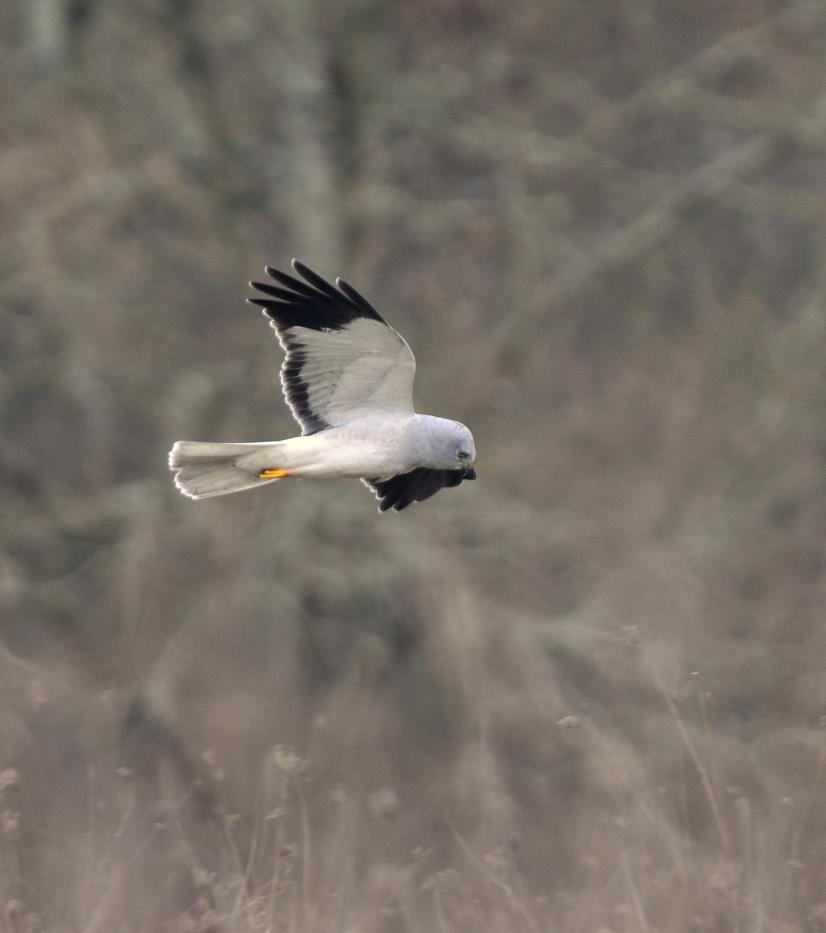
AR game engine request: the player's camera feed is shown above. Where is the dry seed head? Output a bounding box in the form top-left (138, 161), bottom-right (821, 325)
top-left (201, 749), bottom-right (225, 782)
top-left (482, 847), bottom-right (509, 878)
top-left (273, 745), bottom-right (304, 773)
top-left (368, 786), bottom-right (399, 821)
top-left (421, 868), bottom-right (459, 892)
top-left (557, 715), bottom-right (581, 729)
top-left (2, 811), bottom-right (20, 842)
top-left (191, 866), bottom-right (216, 890)
top-left (0, 770), bottom-right (20, 794)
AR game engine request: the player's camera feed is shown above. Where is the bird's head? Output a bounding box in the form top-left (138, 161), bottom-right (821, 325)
top-left (430, 419), bottom-right (476, 478)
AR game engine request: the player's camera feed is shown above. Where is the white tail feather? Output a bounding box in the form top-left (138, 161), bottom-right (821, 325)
top-left (169, 441), bottom-right (284, 499)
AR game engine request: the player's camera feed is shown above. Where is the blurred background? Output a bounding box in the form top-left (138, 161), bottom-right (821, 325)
top-left (2, 1), bottom-right (826, 930)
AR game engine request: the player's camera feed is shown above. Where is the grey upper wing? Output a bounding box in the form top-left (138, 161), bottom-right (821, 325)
top-left (248, 261), bottom-right (416, 434)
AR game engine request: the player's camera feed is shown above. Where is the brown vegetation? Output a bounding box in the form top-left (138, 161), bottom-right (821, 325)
top-left (2, 1), bottom-right (826, 930)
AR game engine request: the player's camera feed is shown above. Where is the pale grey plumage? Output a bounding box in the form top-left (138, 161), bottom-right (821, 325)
top-left (169, 260), bottom-right (476, 512)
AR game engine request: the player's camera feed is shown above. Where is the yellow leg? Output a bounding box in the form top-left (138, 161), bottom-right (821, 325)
top-left (257, 468), bottom-right (289, 479)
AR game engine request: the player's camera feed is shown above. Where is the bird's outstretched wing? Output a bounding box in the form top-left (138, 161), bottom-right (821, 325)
top-left (363, 467), bottom-right (471, 512)
top-left (248, 260), bottom-right (416, 435)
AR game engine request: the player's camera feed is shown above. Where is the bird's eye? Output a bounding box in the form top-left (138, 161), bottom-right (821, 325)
top-left (457, 449), bottom-right (470, 461)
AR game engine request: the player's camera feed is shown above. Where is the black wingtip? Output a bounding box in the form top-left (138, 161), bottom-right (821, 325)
top-left (251, 281), bottom-right (301, 302)
top-left (291, 260), bottom-right (341, 299)
top-left (336, 277), bottom-right (375, 312)
top-left (252, 260), bottom-right (386, 328)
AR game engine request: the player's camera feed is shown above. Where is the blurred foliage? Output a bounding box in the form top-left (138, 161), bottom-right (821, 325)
top-left (2, 0), bottom-right (826, 930)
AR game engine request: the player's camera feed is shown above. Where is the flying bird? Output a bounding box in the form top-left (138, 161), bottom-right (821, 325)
top-left (168, 260), bottom-right (477, 512)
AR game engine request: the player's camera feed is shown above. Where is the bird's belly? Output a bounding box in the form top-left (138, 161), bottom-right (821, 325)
top-left (313, 420), bottom-right (416, 478)
top-left (312, 441), bottom-right (409, 478)
top-left (240, 423), bottom-right (415, 479)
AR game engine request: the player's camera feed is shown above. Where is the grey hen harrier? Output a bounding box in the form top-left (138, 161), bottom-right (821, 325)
top-left (168, 260), bottom-right (477, 512)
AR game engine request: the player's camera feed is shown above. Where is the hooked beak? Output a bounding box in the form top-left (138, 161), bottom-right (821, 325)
top-left (463, 466), bottom-right (476, 480)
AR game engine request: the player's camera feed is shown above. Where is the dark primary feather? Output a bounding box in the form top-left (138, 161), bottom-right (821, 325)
top-left (335, 277), bottom-right (375, 313)
top-left (248, 260), bottom-right (385, 333)
top-left (365, 467), bottom-right (470, 512)
top-left (247, 260), bottom-right (389, 434)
